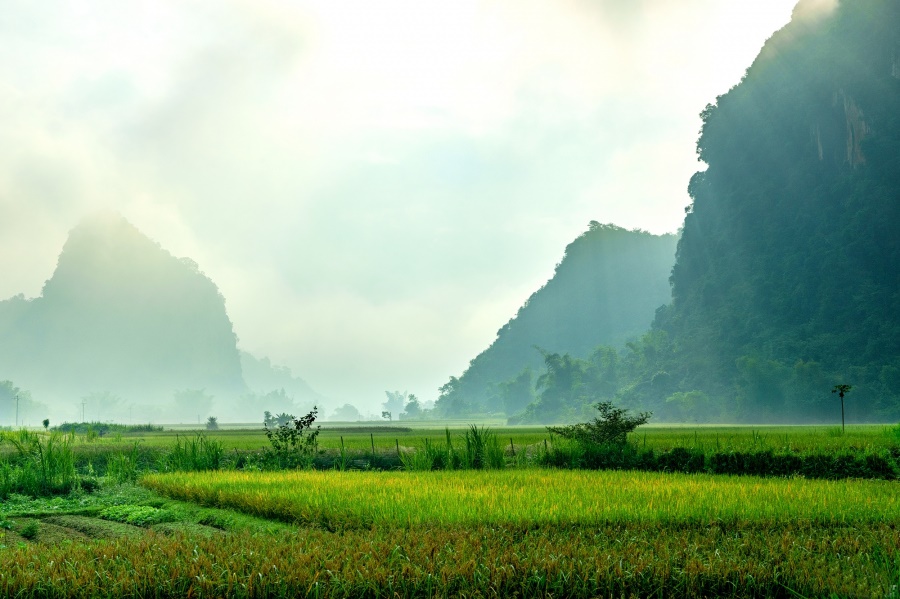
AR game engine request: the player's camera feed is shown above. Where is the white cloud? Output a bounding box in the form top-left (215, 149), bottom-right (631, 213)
top-left (0, 0), bottom-right (797, 410)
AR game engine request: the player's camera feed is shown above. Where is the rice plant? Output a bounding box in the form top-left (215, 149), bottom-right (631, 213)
top-left (141, 469), bottom-right (900, 530)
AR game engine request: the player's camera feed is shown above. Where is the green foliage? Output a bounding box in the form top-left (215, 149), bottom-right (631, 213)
top-left (263, 407), bottom-right (320, 469)
top-left (547, 401), bottom-right (651, 446)
top-left (0, 431), bottom-right (79, 498)
top-left (18, 521), bottom-right (38, 540)
top-left (165, 434), bottom-right (224, 472)
top-left (263, 411), bottom-right (294, 428)
top-left (54, 422), bottom-right (162, 434)
top-left (645, 0), bottom-right (900, 422)
top-left (402, 394), bottom-right (422, 419)
top-left (435, 224), bottom-right (677, 417)
top-left (106, 442), bottom-right (141, 484)
top-left (540, 441), bottom-right (898, 480)
top-left (460, 426), bottom-right (505, 470)
top-left (205, 416), bottom-right (219, 431)
top-left (99, 505), bottom-right (175, 527)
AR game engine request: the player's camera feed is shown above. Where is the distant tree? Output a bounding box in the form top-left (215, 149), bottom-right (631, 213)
top-left (665, 390), bottom-right (712, 423)
top-left (497, 368), bottom-right (535, 418)
top-left (831, 384), bottom-right (852, 433)
top-left (264, 411), bottom-right (294, 428)
top-left (547, 401), bottom-right (651, 446)
top-left (402, 394), bottom-right (422, 419)
top-left (172, 389), bottom-right (213, 423)
top-left (381, 411), bottom-right (392, 422)
top-left (42, 418), bottom-right (50, 431)
top-left (206, 416), bottom-right (219, 431)
top-left (382, 391), bottom-right (407, 416)
top-left (434, 377), bottom-right (472, 418)
top-left (329, 403), bottom-right (361, 421)
top-left (529, 352), bottom-right (588, 423)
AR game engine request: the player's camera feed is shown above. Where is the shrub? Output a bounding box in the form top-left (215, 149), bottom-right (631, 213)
top-left (19, 521), bottom-right (38, 540)
top-left (547, 402), bottom-right (651, 446)
top-left (263, 407), bottom-right (320, 469)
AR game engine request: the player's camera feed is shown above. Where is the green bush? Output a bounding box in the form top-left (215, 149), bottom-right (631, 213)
top-left (263, 408), bottom-right (320, 470)
top-left (99, 505), bottom-right (175, 527)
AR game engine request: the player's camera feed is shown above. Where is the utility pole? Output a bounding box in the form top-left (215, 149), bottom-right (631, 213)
top-left (15, 393), bottom-right (19, 428)
top-left (81, 400), bottom-right (86, 423)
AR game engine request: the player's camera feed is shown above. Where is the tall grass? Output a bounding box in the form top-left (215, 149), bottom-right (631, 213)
top-left (0, 430), bottom-right (78, 497)
top-left (106, 441), bottom-right (141, 483)
top-left (164, 434), bottom-right (224, 472)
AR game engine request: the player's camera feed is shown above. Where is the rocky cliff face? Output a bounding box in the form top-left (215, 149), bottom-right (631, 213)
top-left (0, 213), bottom-right (246, 410)
top-left (651, 0), bottom-right (900, 421)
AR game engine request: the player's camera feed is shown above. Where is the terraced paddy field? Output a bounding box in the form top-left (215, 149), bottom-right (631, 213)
top-left (0, 470), bottom-right (897, 598)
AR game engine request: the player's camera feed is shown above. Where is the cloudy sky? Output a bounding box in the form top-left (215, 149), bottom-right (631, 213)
top-left (1, 0), bottom-right (808, 410)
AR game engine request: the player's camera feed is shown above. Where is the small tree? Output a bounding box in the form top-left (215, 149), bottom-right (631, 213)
top-left (381, 411), bottom-right (392, 422)
top-left (205, 416), bottom-right (219, 431)
top-left (831, 384), bottom-right (852, 433)
top-left (547, 401), bottom-right (651, 446)
top-left (42, 419), bottom-right (50, 431)
top-left (264, 406), bottom-right (320, 469)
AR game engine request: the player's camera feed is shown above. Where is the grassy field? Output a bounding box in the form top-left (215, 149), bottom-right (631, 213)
top-left (0, 420), bottom-right (898, 597)
top-left (39, 421), bottom-right (900, 454)
top-left (0, 470), bottom-right (896, 597)
top-left (141, 469), bottom-right (900, 528)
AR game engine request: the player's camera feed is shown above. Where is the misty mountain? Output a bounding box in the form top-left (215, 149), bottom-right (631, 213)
top-left (239, 351), bottom-right (324, 416)
top-left (435, 222), bottom-right (677, 416)
top-left (0, 212), bottom-right (246, 418)
top-left (628, 0), bottom-right (900, 422)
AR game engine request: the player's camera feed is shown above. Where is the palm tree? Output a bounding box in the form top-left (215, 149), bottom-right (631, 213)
top-left (831, 384), bottom-right (851, 433)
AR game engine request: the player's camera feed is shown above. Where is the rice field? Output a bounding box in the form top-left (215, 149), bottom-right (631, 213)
top-left (53, 422), bottom-right (900, 455)
top-left (0, 466), bottom-right (896, 597)
top-left (141, 469), bottom-right (900, 528)
top-left (0, 520), bottom-right (896, 598)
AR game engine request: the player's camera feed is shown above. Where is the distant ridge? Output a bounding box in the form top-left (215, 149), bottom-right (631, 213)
top-left (435, 222), bottom-right (677, 417)
top-left (0, 212), bottom-right (245, 414)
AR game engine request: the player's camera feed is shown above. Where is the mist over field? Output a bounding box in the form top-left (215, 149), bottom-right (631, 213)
top-left (5, 0), bottom-right (898, 426)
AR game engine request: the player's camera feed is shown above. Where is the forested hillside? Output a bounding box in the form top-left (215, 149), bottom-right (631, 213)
top-left (632, 0), bottom-right (900, 422)
top-left (0, 213), bottom-right (246, 415)
top-left (435, 223), bottom-right (677, 417)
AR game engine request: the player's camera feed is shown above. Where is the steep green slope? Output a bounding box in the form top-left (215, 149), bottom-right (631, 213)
top-left (641, 0), bottom-right (900, 422)
top-left (436, 223), bottom-right (677, 416)
top-left (0, 213), bottom-right (246, 410)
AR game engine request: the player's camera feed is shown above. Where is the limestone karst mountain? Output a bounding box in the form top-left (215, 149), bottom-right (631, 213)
top-left (0, 213), bottom-right (246, 418)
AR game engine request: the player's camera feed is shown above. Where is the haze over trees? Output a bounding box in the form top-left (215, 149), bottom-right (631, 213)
top-left (0, 213), bottom-right (322, 424)
top-left (438, 0), bottom-right (900, 425)
top-left (434, 223), bottom-right (677, 418)
top-left (641, 0), bottom-right (900, 423)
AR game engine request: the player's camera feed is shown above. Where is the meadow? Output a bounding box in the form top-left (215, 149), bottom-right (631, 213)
top-left (40, 420), bottom-right (900, 454)
top-left (0, 423), bottom-right (898, 597)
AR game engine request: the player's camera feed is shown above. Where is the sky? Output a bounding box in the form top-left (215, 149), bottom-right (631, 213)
top-left (0, 0), bottom-right (809, 412)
